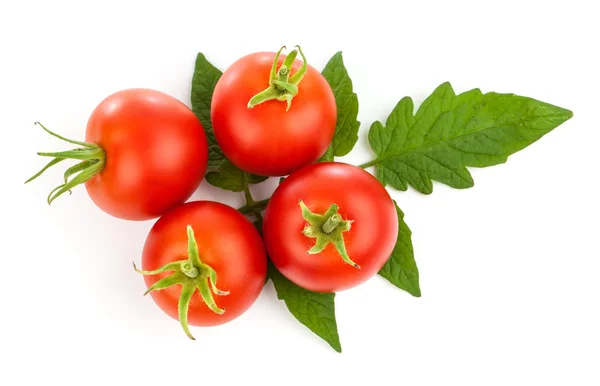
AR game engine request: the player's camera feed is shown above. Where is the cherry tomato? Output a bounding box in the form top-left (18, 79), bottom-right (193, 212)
top-left (28, 88), bottom-right (208, 221)
top-left (136, 201), bottom-right (267, 339)
top-left (263, 162), bottom-right (398, 292)
top-left (211, 46), bottom-right (336, 176)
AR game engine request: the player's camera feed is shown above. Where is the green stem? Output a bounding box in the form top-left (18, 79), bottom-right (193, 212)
top-left (238, 199), bottom-right (270, 215)
top-left (322, 214), bottom-right (342, 234)
top-left (180, 261), bottom-right (199, 278)
top-left (242, 179), bottom-right (265, 222)
top-left (359, 159), bottom-right (379, 169)
top-left (243, 176), bottom-right (256, 206)
top-left (239, 174), bottom-right (268, 217)
top-left (178, 283), bottom-right (196, 340)
top-left (252, 209), bottom-right (264, 224)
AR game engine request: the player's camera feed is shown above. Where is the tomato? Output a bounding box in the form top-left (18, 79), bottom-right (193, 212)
top-left (27, 88), bottom-right (208, 221)
top-left (263, 162), bottom-right (398, 292)
top-left (135, 201), bottom-right (267, 339)
top-left (211, 46), bottom-right (336, 176)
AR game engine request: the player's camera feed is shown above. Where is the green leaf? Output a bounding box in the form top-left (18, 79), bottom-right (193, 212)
top-left (319, 52), bottom-right (360, 162)
top-left (366, 82), bottom-right (573, 194)
top-left (192, 53), bottom-right (268, 190)
top-left (206, 161), bottom-right (267, 192)
top-left (191, 53), bottom-right (227, 171)
top-left (253, 220), bottom-right (341, 353)
top-left (268, 261), bottom-right (342, 353)
top-left (319, 146), bottom-right (334, 163)
top-left (378, 202), bottom-right (421, 297)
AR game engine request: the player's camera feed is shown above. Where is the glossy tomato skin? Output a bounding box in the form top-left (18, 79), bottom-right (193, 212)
top-left (142, 201), bottom-right (267, 326)
top-left (211, 52), bottom-right (336, 176)
top-left (263, 162), bottom-right (398, 292)
top-left (85, 89), bottom-right (208, 220)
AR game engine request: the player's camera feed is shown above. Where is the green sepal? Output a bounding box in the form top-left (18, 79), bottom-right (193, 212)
top-left (26, 122), bottom-right (106, 205)
top-left (144, 271), bottom-right (187, 296)
top-left (25, 158), bottom-right (65, 184)
top-left (178, 282), bottom-right (197, 340)
top-left (46, 160), bottom-right (104, 204)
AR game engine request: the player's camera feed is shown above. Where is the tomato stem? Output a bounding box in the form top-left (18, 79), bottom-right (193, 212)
top-left (242, 175), bottom-right (256, 206)
top-left (247, 45), bottom-right (308, 111)
top-left (181, 262), bottom-right (199, 278)
top-left (322, 213), bottom-right (342, 234)
top-left (133, 224), bottom-right (229, 340)
top-left (240, 178), bottom-right (266, 222)
top-left (358, 159), bottom-right (378, 169)
top-left (25, 122), bottom-right (106, 204)
top-left (238, 199), bottom-right (269, 214)
top-left (299, 201), bottom-right (360, 269)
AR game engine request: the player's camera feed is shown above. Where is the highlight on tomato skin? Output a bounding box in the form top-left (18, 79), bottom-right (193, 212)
top-left (26, 88), bottom-right (209, 221)
top-left (262, 162), bottom-right (399, 293)
top-left (211, 46), bottom-right (337, 177)
top-left (135, 201), bottom-right (268, 339)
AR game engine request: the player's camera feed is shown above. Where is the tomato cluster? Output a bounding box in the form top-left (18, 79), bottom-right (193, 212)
top-left (27, 46), bottom-right (397, 341)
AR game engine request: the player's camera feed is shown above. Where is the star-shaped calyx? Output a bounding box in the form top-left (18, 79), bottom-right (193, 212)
top-left (133, 225), bottom-right (229, 340)
top-left (299, 200), bottom-right (360, 269)
top-left (247, 45), bottom-right (308, 111)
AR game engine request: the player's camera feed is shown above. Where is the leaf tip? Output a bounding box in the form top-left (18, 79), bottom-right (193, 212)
top-left (438, 81), bottom-right (454, 91)
top-left (419, 187), bottom-right (434, 195)
top-left (565, 108), bottom-right (574, 119)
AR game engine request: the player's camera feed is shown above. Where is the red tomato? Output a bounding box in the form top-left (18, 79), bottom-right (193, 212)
top-left (211, 48), bottom-right (336, 176)
top-left (138, 201), bottom-right (267, 338)
top-left (263, 162), bottom-right (398, 292)
top-left (29, 88), bottom-right (208, 221)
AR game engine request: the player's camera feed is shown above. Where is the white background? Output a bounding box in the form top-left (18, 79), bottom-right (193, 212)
top-left (1, 1), bottom-right (598, 385)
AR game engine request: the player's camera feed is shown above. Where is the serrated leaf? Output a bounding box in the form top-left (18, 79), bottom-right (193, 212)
top-left (366, 82), bottom-right (573, 194)
top-left (268, 261), bottom-right (341, 353)
top-left (206, 161), bottom-right (268, 192)
top-left (191, 53), bottom-right (227, 171)
top-left (319, 52), bottom-right (360, 162)
top-left (378, 202), bottom-right (420, 297)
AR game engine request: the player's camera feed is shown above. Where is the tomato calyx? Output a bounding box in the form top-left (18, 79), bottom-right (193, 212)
top-left (299, 200), bottom-right (360, 269)
top-left (25, 122), bottom-right (106, 204)
top-left (133, 225), bottom-right (229, 340)
top-left (247, 45), bottom-right (308, 111)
